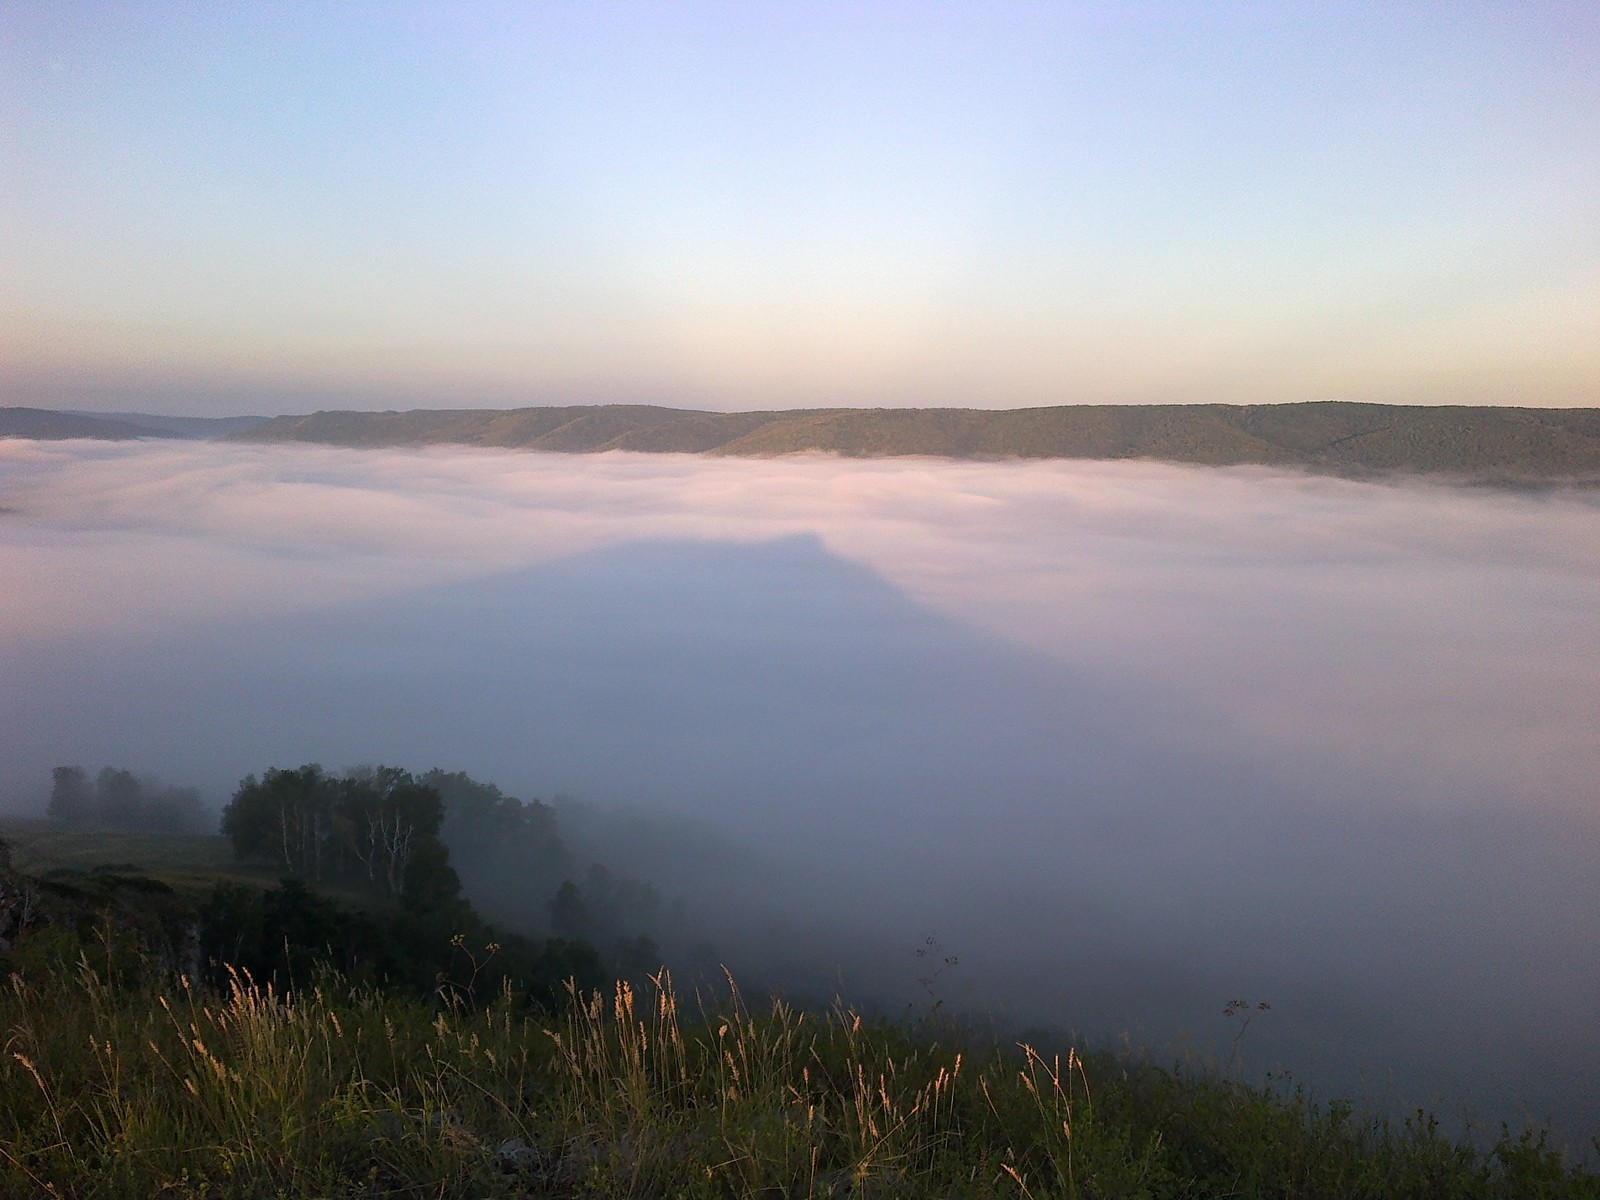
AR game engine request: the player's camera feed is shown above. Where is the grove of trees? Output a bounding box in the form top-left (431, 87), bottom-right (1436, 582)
top-left (219, 763), bottom-right (679, 980)
top-left (49, 766), bottom-right (210, 833)
top-left (221, 764), bottom-right (459, 909)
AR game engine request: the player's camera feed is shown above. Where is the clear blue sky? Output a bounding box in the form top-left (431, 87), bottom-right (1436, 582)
top-left (3, 1), bottom-right (1597, 415)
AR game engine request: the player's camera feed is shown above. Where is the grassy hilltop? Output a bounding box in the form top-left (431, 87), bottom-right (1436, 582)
top-left (229, 401), bottom-right (1600, 481)
top-left (2, 816), bottom-right (1597, 1198)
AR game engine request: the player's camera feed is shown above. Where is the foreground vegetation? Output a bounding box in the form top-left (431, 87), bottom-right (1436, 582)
top-left (3, 792), bottom-right (1596, 1198)
top-left (3, 951), bottom-right (1595, 1199)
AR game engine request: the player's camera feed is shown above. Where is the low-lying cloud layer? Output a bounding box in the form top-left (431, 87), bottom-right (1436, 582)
top-left (3, 438), bottom-right (1598, 1146)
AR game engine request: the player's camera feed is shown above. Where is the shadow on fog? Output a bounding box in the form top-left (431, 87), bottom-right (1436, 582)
top-left (3, 531), bottom-right (1597, 1148)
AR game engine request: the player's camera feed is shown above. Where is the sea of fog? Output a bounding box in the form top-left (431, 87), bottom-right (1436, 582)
top-left (2, 438), bottom-right (1597, 1148)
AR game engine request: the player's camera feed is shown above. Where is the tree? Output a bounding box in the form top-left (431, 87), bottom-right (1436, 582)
top-left (48, 767), bottom-right (93, 824)
top-left (400, 838), bottom-right (462, 913)
top-left (143, 784), bottom-right (208, 833)
top-left (337, 767), bottom-right (444, 896)
top-left (222, 763), bottom-right (458, 900)
top-left (549, 880), bottom-right (590, 940)
top-left (95, 767), bottom-right (143, 827)
top-left (49, 765), bottom-right (211, 833)
top-left (423, 767), bottom-right (570, 925)
top-left (427, 769), bottom-right (564, 867)
top-left (222, 765), bottom-right (338, 878)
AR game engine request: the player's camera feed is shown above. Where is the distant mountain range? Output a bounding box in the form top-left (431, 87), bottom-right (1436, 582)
top-left (0, 408), bottom-right (268, 440)
top-left (6, 401), bottom-right (1599, 481)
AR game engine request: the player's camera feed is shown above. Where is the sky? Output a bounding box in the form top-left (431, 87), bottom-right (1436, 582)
top-left (3, 1), bottom-right (1598, 416)
top-left (3, 440), bottom-right (1599, 1144)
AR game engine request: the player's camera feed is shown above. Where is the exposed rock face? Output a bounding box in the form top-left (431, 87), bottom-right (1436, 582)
top-left (157, 918), bottom-right (204, 985)
top-left (0, 842), bottom-right (203, 981)
top-left (0, 838), bottom-right (41, 954)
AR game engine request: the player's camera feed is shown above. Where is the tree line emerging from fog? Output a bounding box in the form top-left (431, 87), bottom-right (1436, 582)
top-left (219, 763), bottom-right (671, 966)
top-left (3, 762), bottom-right (1598, 1196)
top-left (27, 762), bottom-right (674, 1001)
top-left (49, 765), bottom-right (210, 834)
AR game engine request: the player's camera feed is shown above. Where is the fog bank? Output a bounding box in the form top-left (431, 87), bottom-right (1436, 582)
top-left (2, 439), bottom-right (1597, 1145)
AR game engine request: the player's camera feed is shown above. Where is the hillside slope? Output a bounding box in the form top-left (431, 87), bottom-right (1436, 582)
top-left (0, 407), bottom-right (169, 440)
top-left (229, 401), bottom-right (1600, 479)
top-left (0, 408), bottom-right (268, 440)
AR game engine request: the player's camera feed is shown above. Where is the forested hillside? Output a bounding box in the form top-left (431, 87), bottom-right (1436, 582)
top-left (229, 401), bottom-right (1600, 479)
top-left (9, 401), bottom-right (1598, 479)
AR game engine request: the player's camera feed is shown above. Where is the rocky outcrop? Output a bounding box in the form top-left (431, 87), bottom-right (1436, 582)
top-left (0, 838), bottom-right (41, 955)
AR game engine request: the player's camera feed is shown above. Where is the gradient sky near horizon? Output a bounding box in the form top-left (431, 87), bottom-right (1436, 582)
top-left (3, 2), bottom-right (1598, 416)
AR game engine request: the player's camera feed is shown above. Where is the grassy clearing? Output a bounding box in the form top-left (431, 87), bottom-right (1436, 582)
top-left (0, 817), bottom-right (386, 910)
top-left (0, 817), bottom-right (236, 878)
top-left (2, 959), bottom-right (1594, 1199)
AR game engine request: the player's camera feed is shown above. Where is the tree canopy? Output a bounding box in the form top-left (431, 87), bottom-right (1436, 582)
top-left (222, 764), bottom-right (448, 900)
top-left (49, 764), bottom-right (208, 832)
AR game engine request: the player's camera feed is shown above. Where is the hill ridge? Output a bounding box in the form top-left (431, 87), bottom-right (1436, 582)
top-left (227, 400), bottom-right (1600, 480)
top-left (9, 401), bottom-right (1600, 480)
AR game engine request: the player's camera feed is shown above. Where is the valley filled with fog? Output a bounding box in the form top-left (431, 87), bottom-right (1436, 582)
top-left (2, 438), bottom-right (1597, 1146)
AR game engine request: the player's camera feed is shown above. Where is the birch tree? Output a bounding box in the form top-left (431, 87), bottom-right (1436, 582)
top-left (338, 767), bottom-right (445, 896)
